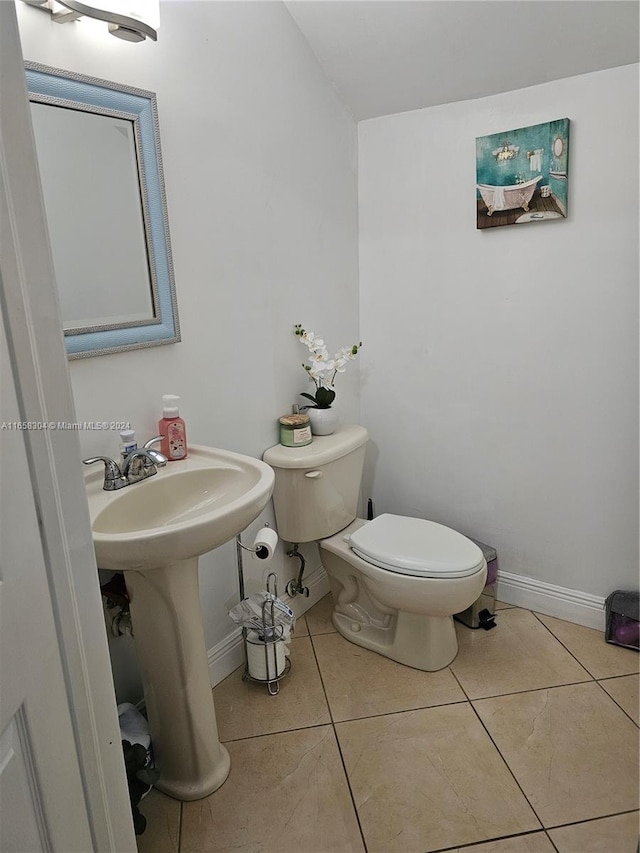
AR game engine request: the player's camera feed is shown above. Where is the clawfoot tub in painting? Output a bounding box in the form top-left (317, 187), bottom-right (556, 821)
top-left (477, 175), bottom-right (542, 216)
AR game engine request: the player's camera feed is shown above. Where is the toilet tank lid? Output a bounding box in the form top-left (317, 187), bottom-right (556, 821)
top-left (263, 424), bottom-right (368, 469)
top-left (346, 514), bottom-right (486, 577)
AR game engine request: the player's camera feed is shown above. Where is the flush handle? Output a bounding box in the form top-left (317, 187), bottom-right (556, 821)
top-left (305, 470), bottom-right (322, 479)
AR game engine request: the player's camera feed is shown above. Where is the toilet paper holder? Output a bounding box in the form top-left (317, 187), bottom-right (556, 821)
top-left (236, 522), bottom-right (278, 562)
top-left (240, 572), bottom-right (291, 695)
top-left (236, 525), bottom-right (291, 695)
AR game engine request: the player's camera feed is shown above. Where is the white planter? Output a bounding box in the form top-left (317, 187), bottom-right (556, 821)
top-left (307, 407), bottom-right (338, 435)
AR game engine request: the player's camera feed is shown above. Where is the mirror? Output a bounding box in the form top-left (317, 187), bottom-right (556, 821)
top-left (25, 62), bottom-right (180, 358)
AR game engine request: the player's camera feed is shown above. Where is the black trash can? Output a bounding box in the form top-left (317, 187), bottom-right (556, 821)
top-left (454, 539), bottom-right (498, 630)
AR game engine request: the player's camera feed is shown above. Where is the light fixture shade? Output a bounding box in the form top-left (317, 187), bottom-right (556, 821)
top-left (22, 0), bottom-right (160, 40)
top-left (96, 0), bottom-right (159, 30)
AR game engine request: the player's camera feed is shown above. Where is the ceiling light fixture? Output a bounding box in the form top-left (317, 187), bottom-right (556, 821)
top-left (493, 141), bottom-right (519, 162)
top-left (21, 0), bottom-right (159, 42)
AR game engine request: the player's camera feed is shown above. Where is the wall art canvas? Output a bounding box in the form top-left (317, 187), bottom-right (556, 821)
top-left (476, 118), bottom-right (569, 229)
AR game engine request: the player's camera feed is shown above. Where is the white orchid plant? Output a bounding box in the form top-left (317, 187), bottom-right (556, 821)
top-left (294, 324), bottom-right (362, 409)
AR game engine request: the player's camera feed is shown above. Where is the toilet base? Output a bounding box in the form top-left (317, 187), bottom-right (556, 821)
top-left (332, 608), bottom-right (459, 671)
top-left (321, 518), bottom-right (486, 672)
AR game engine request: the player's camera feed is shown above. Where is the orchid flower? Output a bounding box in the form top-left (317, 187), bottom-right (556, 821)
top-left (294, 324), bottom-right (362, 408)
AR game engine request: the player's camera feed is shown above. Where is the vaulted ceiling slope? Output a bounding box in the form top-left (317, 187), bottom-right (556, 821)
top-left (285, 0), bottom-right (640, 120)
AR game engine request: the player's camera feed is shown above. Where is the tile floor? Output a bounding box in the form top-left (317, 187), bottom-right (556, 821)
top-left (138, 597), bottom-right (639, 853)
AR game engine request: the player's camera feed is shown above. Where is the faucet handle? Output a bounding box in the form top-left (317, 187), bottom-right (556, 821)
top-left (83, 456), bottom-right (128, 491)
top-left (143, 435), bottom-right (168, 466)
top-left (121, 449), bottom-right (157, 483)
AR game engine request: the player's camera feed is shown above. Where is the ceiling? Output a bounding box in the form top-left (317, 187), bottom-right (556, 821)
top-left (284, 1), bottom-right (640, 121)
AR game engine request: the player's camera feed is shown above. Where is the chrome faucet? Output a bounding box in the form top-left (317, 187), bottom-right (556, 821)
top-left (83, 434), bottom-right (170, 491)
top-left (84, 447), bottom-right (159, 490)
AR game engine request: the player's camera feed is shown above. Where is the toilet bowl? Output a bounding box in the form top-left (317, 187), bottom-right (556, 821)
top-left (263, 425), bottom-right (487, 671)
top-left (321, 516), bottom-right (486, 670)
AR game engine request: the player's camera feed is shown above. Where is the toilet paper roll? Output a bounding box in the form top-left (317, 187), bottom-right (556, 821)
top-left (251, 526), bottom-right (278, 561)
top-left (246, 630), bottom-right (286, 680)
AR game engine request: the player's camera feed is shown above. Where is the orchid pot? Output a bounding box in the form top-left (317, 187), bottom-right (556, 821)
top-left (306, 406), bottom-right (339, 436)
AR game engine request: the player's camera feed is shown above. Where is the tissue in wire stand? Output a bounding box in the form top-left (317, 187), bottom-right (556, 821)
top-left (245, 627), bottom-right (287, 680)
top-left (228, 583), bottom-right (294, 683)
top-left (230, 590), bottom-right (294, 682)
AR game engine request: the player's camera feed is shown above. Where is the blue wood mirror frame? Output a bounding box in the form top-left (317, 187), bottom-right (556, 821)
top-left (25, 62), bottom-right (180, 358)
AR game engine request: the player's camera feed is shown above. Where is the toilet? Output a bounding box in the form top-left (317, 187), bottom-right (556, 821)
top-left (263, 425), bottom-right (487, 671)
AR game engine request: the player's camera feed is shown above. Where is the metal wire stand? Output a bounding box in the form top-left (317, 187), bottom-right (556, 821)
top-left (236, 534), bottom-right (291, 695)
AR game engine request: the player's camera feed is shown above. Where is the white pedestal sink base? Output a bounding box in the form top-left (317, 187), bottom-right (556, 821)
top-left (85, 445), bottom-right (275, 799)
top-left (124, 558), bottom-right (230, 801)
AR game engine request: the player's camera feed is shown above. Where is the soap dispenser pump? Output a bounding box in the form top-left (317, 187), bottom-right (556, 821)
top-left (158, 395), bottom-right (188, 460)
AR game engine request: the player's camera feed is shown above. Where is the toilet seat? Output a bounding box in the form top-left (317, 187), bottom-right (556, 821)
top-left (345, 513), bottom-right (485, 579)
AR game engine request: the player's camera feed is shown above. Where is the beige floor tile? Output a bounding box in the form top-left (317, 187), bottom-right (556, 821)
top-left (451, 608), bottom-right (592, 699)
top-left (292, 613), bottom-right (309, 636)
top-left (181, 726), bottom-right (364, 853)
top-left (136, 789), bottom-right (180, 853)
top-left (474, 682), bottom-right (640, 827)
top-left (548, 811), bottom-right (640, 852)
top-left (213, 636), bottom-right (330, 741)
top-left (336, 704), bottom-right (540, 853)
top-left (495, 601), bottom-right (516, 610)
top-left (450, 832), bottom-right (556, 852)
top-left (313, 631), bottom-right (466, 721)
top-left (535, 612), bottom-right (640, 678)
top-left (599, 675), bottom-right (640, 725)
top-left (305, 592), bottom-right (336, 635)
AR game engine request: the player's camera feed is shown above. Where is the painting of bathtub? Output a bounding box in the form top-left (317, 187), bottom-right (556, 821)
top-left (477, 176), bottom-right (542, 216)
top-left (476, 118), bottom-right (569, 229)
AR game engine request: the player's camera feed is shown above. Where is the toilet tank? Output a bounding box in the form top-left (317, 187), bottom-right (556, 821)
top-left (263, 425), bottom-right (368, 543)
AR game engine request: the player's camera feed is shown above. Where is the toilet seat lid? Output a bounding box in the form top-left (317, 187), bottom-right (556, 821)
top-left (346, 514), bottom-right (485, 578)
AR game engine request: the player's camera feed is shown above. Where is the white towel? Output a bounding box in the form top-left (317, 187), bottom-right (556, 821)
top-left (492, 186), bottom-right (505, 211)
top-left (529, 150), bottom-right (543, 172)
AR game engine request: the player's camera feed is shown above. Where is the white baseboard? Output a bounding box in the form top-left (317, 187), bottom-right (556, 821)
top-left (208, 627), bottom-right (244, 687)
top-left (496, 570), bottom-right (606, 631)
top-left (208, 564), bottom-right (330, 687)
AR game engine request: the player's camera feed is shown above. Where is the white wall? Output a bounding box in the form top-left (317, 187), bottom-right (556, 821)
top-left (359, 65), bottom-right (639, 608)
top-left (17, 0), bottom-right (360, 700)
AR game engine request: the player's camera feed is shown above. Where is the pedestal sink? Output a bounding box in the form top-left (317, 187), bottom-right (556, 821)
top-left (85, 445), bottom-right (274, 801)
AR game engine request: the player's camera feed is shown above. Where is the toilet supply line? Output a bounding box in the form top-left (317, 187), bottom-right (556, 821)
top-left (286, 545), bottom-right (309, 597)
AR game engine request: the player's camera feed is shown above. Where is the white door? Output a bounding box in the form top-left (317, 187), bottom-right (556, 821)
top-left (0, 306), bottom-right (95, 852)
top-left (0, 3), bottom-right (135, 850)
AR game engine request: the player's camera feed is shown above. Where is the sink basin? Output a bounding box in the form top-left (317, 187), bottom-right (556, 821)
top-left (84, 444), bottom-right (275, 801)
top-left (86, 444), bottom-right (274, 571)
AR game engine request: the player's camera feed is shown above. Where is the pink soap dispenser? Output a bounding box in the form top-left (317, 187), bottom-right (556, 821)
top-left (158, 395), bottom-right (188, 461)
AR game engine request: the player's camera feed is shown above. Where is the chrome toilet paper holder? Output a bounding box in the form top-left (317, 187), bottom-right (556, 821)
top-left (236, 525), bottom-right (291, 695)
